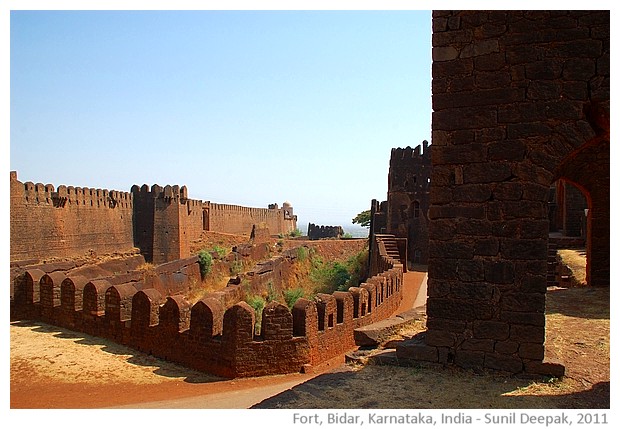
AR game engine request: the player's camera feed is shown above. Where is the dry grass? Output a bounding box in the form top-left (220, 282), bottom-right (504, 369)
top-left (557, 249), bottom-right (587, 287)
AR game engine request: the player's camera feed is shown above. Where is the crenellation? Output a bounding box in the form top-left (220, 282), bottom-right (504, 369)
top-left (11, 245), bottom-right (403, 378)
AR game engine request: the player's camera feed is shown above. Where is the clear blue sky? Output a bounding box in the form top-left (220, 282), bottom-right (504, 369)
top-left (9, 9), bottom-right (432, 230)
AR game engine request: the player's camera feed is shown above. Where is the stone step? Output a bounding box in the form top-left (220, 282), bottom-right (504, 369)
top-left (353, 308), bottom-right (425, 347)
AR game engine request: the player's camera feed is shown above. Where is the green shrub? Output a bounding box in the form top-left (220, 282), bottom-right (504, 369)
top-left (230, 259), bottom-right (243, 276)
top-left (211, 245), bottom-right (227, 259)
top-left (197, 250), bottom-right (213, 278)
top-left (284, 288), bottom-right (305, 309)
top-left (308, 248), bottom-right (368, 294)
top-left (246, 295), bottom-right (266, 335)
top-left (289, 228), bottom-right (303, 237)
top-left (311, 259), bottom-right (351, 294)
top-left (344, 248), bottom-right (369, 289)
top-left (296, 246), bottom-right (309, 261)
top-left (266, 280), bottom-right (279, 303)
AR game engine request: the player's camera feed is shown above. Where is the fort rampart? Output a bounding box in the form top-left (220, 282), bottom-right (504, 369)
top-left (10, 171), bottom-right (135, 262)
top-left (206, 202), bottom-right (296, 238)
top-left (307, 223), bottom-right (344, 240)
top-left (11, 238), bottom-right (403, 378)
top-left (10, 172), bottom-right (297, 264)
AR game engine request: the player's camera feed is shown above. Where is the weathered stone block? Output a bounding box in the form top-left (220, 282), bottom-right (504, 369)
top-left (549, 39), bottom-right (602, 58)
top-left (500, 311), bottom-right (546, 327)
top-left (474, 52), bottom-right (506, 72)
top-left (428, 260), bottom-right (458, 281)
top-left (426, 317), bottom-right (468, 332)
top-left (430, 186), bottom-right (453, 205)
top-left (428, 205), bottom-right (485, 220)
top-left (434, 88), bottom-right (524, 110)
top-left (474, 320), bottom-right (510, 340)
top-left (453, 185), bottom-right (493, 203)
top-left (495, 340), bottom-right (519, 354)
top-left (396, 338), bottom-right (439, 363)
top-left (462, 162), bottom-right (512, 184)
top-left (561, 81), bottom-right (588, 100)
top-left (426, 329), bottom-right (456, 347)
top-left (433, 107), bottom-right (497, 131)
top-left (507, 122), bottom-right (554, 139)
top-left (457, 260), bottom-right (485, 282)
top-left (519, 343), bottom-right (545, 360)
top-left (451, 282), bottom-right (494, 301)
top-left (429, 240), bottom-right (475, 258)
top-left (485, 352), bottom-right (523, 373)
top-left (474, 238), bottom-right (500, 256)
top-left (461, 338), bottom-right (495, 352)
top-left (432, 58), bottom-right (474, 78)
top-left (520, 274), bottom-right (547, 294)
top-left (501, 293), bottom-right (545, 313)
top-left (476, 71), bottom-right (512, 90)
top-left (544, 100), bottom-right (583, 121)
top-left (432, 144), bottom-right (487, 165)
top-left (427, 297), bottom-right (476, 321)
top-left (433, 17), bottom-right (448, 32)
top-left (488, 140), bottom-right (526, 161)
top-left (510, 324), bottom-right (545, 344)
top-left (501, 239), bottom-right (546, 261)
top-left (484, 260), bottom-right (515, 284)
top-left (461, 39), bottom-right (500, 58)
top-left (456, 219), bottom-right (492, 236)
top-left (433, 46), bottom-right (459, 62)
top-left (525, 60), bottom-right (563, 80)
top-left (455, 350), bottom-right (485, 368)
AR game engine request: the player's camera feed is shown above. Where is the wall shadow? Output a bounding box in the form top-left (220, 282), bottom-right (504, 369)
top-left (546, 286), bottom-right (609, 320)
top-left (251, 364), bottom-right (609, 409)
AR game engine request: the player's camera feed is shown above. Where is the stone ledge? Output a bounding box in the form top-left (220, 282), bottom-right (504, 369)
top-left (353, 307), bottom-right (425, 347)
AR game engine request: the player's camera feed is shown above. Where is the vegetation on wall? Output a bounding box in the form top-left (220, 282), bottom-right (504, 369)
top-left (197, 250), bottom-right (213, 278)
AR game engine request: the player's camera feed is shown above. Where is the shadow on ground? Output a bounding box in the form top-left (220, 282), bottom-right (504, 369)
top-left (251, 363), bottom-right (609, 409)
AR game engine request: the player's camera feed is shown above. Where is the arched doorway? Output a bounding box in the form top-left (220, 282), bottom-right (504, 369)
top-left (552, 139), bottom-right (610, 287)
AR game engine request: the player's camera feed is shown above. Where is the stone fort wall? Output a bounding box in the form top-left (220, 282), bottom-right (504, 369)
top-left (206, 202), bottom-right (296, 238)
top-left (397, 10), bottom-right (609, 376)
top-left (387, 141), bottom-right (432, 265)
top-left (10, 172), bottom-right (297, 264)
top-left (10, 171), bottom-right (135, 262)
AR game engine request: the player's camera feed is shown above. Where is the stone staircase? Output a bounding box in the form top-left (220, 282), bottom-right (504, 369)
top-left (381, 236), bottom-right (402, 263)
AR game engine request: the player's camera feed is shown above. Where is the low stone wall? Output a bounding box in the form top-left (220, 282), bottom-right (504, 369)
top-left (11, 248), bottom-right (403, 378)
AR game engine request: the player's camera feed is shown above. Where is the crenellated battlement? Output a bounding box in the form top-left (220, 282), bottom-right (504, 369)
top-left (11, 173), bottom-right (133, 209)
top-left (11, 171), bottom-right (297, 263)
top-left (307, 223), bottom-right (344, 240)
top-left (383, 140), bottom-right (432, 266)
top-left (10, 172), bottom-right (136, 262)
top-left (11, 247), bottom-right (403, 378)
top-left (131, 183), bottom-right (189, 202)
top-left (390, 140), bottom-right (430, 162)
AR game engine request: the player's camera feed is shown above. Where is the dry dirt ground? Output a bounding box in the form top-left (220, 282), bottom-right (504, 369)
top-left (10, 283), bottom-right (609, 410)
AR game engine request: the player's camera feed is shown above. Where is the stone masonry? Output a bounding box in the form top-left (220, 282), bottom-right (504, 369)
top-left (397, 10), bottom-right (609, 376)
